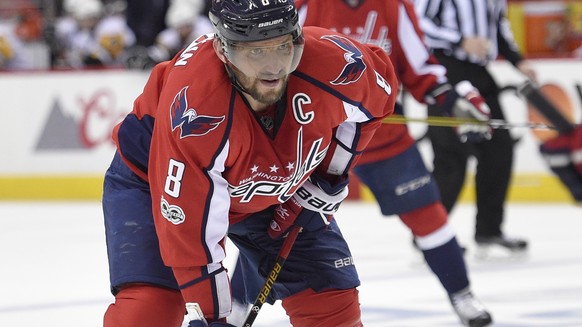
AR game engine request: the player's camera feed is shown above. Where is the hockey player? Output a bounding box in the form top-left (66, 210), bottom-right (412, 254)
top-left (102, 0), bottom-right (397, 326)
top-left (232, 0), bottom-right (492, 326)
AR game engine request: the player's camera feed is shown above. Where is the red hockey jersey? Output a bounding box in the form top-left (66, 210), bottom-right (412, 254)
top-left (112, 27), bottom-right (397, 311)
top-left (298, 0), bottom-right (449, 163)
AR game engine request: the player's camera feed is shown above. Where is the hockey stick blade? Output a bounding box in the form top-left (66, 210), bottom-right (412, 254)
top-left (383, 115), bottom-right (559, 130)
top-left (242, 226), bottom-right (301, 327)
top-left (517, 81), bottom-right (574, 134)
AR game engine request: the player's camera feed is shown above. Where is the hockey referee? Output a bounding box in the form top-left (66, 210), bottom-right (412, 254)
top-left (413, 0), bottom-right (536, 253)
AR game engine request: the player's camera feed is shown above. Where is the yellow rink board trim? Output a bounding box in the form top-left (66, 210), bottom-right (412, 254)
top-left (0, 175), bottom-right (104, 200)
top-left (0, 174), bottom-right (576, 203)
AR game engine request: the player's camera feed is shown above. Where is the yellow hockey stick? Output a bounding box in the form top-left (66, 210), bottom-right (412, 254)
top-left (383, 114), bottom-right (559, 130)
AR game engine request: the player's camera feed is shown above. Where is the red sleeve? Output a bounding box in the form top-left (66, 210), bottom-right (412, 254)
top-left (149, 82), bottom-right (232, 318)
top-left (147, 41), bottom-right (233, 320)
top-left (392, 0), bottom-right (448, 103)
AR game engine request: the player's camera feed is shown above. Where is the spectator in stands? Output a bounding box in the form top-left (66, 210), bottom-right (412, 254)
top-left (54, 0), bottom-right (135, 69)
top-left (0, 1), bottom-right (48, 70)
top-left (0, 18), bottom-right (32, 70)
top-left (125, 0), bottom-right (170, 47)
top-left (157, 0), bottom-right (212, 59)
top-left (124, 0), bottom-right (213, 70)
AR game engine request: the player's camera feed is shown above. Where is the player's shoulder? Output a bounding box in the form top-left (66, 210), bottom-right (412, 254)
top-left (299, 26), bottom-right (393, 82)
top-left (296, 27), bottom-right (396, 109)
top-left (160, 38), bottom-right (232, 114)
top-left (167, 36), bottom-right (224, 83)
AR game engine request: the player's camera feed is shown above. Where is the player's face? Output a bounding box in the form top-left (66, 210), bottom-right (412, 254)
top-left (231, 65), bottom-right (290, 106)
top-left (224, 34), bottom-right (304, 105)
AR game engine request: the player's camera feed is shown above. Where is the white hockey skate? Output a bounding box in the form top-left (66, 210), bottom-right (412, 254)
top-left (449, 288), bottom-right (493, 327)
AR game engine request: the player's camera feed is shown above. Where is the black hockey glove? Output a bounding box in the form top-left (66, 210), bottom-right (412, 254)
top-left (427, 81), bottom-right (492, 143)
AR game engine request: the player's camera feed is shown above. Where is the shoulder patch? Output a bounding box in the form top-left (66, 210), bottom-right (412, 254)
top-left (170, 86), bottom-right (225, 138)
top-left (321, 35), bottom-right (367, 85)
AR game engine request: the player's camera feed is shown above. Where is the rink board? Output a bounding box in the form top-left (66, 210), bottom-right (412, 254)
top-left (1, 60), bottom-right (581, 201)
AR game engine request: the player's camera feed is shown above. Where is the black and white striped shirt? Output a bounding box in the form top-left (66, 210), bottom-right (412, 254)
top-left (413, 0), bottom-right (523, 66)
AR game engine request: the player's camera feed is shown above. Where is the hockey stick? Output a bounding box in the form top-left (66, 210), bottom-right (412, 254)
top-left (242, 226), bottom-right (302, 327)
top-left (383, 114), bottom-right (559, 130)
top-left (517, 81), bottom-right (574, 134)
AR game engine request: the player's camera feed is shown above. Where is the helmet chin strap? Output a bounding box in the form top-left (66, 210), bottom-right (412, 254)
top-left (224, 62), bottom-right (250, 96)
top-left (219, 38), bottom-right (252, 96)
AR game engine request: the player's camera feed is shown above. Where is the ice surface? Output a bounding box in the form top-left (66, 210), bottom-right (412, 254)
top-left (0, 201), bottom-right (580, 326)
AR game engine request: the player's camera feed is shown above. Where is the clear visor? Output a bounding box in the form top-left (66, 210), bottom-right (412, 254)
top-left (223, 34), bottom-right (304, 80)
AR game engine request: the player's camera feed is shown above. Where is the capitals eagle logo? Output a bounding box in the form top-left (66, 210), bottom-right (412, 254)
top-left (170, 87), bottom-right (225, 138)
top-left (321, 35), bottom-right (367, 85)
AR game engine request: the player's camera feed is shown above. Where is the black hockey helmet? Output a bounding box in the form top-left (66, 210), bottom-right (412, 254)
top-left (209, 0), bottom-right (302, 43)
top-left (209, 0), bottom-right (304, 80)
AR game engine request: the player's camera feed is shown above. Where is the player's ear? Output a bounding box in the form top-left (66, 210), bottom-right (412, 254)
top-left (213, 38), bottom-right (227, 63)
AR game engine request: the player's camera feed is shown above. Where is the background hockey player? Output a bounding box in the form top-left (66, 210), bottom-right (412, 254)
top-left (101, 0), bottom-right (397, 326)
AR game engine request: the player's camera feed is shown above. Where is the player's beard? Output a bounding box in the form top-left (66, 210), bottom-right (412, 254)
top-left (233, 67), bottom-right (288, 106)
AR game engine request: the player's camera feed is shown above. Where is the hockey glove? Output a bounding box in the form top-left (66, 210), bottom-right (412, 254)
top-left (540, 129), bottom-right (582, 202)
top-left (429, 81), bottom-right (492, 143)
top-left (186, 303), bottom-right (236, 327)
top-left (268, 179), bottom-right (349, 239)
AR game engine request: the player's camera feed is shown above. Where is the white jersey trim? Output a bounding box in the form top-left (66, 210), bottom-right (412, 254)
top-left (206, 140), bottom-right (230, 263)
